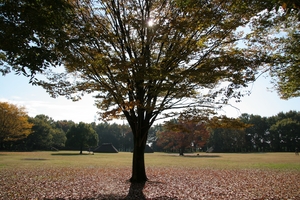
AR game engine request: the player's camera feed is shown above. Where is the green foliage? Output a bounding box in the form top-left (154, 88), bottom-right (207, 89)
top-left (254, 0), bottom-right (300, 99)
top-left (94, 122), bottom-right (133, 151)
top-left (239, 114), bottom-right (270, 151)
top-left (273, 32), bottom-right (300, 99)
top-left (26, 115), bottom-right (66, 150)
top-left (207, 111), bottom-right (300, 153)
top-left (207, 128), bottom-right (246, 152)
top-left (270, 118), bottom-right (300, 151)
top-left (66, 122), bottom-right (99, 154)
top-left (51, 129), bottom-right (67, 149)
top-left (55, 120), bottom-right (76, 134)
top-left (0, 0), bottom-right (74, 77)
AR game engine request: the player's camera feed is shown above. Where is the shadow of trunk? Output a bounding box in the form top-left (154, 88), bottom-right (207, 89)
top-left (124, 181), bottom-right (146, 200)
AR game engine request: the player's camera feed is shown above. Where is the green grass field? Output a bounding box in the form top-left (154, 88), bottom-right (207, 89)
top-left (1, 151), bottom-right (299, 170)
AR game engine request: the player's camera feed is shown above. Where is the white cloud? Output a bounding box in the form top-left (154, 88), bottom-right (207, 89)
top-left (0, 96), bottom-right (98, 123)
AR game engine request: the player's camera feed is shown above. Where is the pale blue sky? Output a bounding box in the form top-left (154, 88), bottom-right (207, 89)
top-left (0, 72), bottom-right (299, 123)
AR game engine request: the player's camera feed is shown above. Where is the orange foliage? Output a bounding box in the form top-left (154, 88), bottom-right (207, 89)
top-left (157, 120), bottom-right (210, 152)
top-left (0, 102), bottom-right (33, 142)
top-left (207, 116), bottom-right (252, 130)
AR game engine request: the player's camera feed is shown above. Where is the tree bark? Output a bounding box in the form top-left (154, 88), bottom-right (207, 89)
top-left (130, 131), bottom-right (148, 182)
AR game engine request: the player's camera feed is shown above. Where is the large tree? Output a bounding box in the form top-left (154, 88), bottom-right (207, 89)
top-left (36, 0), bottom-right (277, 182)
top-left (2, 0), bottom-right (280, 182)
top-left (0, 101), bottom-right (32, 147)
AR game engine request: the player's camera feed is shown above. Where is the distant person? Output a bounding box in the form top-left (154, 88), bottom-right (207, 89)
top-left (295, 148), bottom-right (299, 155)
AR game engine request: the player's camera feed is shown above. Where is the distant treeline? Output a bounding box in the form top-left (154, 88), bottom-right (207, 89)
top-left (206, 111), bottom-right (300, 153)
top-left (1, 111), bottom-right (299, 153)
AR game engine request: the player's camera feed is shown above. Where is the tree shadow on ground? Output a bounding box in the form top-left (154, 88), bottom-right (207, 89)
top-left (124, 181), bottom-right (146, 199)
top-left (45, 181), bottom-right (177, 200)
top-left (83, 181), bottom-right (178, 200)
top-left (183, 154), bottom-right (221, 158)
top-left (123, 181), bottom-right (178, 200)
top-left (51, 153), bottom-right (91, 156)
top-left (22, 158), bottom-right (48, 160)
top-left (168, 154), bottom-right (221, 158)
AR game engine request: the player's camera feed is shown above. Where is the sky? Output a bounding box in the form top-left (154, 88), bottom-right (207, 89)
top-left (0, 72), bottom-right (299, 124)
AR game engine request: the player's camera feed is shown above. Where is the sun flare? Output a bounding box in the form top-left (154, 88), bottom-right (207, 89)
top-left (147, 19), bottom-right (154, 27)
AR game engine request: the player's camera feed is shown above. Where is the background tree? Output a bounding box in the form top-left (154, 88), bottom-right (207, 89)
top-left (269, 118), bottom-right (300, 152)
top-left (118, 123), bottom-right (134, 152)
top-left (240, 114), bottom-right (270, 152)
top-left (264, 111), bottom-right (300, 151)
top-left (66, 122), bottom-right (98, 154)
top-left (157, 119), bottom-right (209, 155)
top-left (205, 116), bottom-right (250, 152)
top-left (147, 124), bottom-right (163, 152)
top-left (26, 115), bottom-right (66, 150)
top-left (207, 128), bottom-right (246, 153)
top-left (55, 120), bottom-right (76, 134)
top-left (272, 110), bottom-right (300, 122)
top-left (51, 128), bottom-right (67, 150)
top-left (0, 101), bottom-right (32, 149)
top-left (95, 122), bottom-right (123, 150)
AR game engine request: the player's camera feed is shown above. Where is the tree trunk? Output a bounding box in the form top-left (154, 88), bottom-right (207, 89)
top-left (179, 147), bottom-right (185, 156)
top-left (80, 144), bottom-right (83, 154)
top-left (130, 132), bottom-right (148, 182)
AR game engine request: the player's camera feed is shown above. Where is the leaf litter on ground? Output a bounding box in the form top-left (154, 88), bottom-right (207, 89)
top-left (0, 166), bottom-right (299, 200)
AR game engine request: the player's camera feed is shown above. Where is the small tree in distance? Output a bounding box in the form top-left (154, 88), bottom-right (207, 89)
top-left (157, 119), bottom-right (210, 156)
top-left (66, 122), bottom-right (99, 154)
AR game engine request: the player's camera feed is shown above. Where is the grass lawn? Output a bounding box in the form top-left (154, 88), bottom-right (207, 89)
top-left (0, 151), bottom-right (299, 199)
top-left (1, 151), bottom-right (299, 170)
